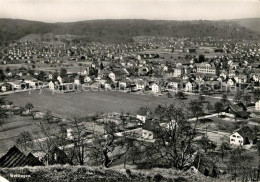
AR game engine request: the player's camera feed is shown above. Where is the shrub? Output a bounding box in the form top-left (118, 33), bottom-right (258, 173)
top-left (153, 173), bottom-right (164, 181)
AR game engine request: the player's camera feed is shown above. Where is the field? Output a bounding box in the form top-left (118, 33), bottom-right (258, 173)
top-left (0, 115), bottom-right (41, 155)
top-left (0, 88), bottom-right (221, 155)
top-left (3, 89), bottom-right (222, 118)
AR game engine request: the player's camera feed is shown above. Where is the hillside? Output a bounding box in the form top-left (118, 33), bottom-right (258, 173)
top-left (231, 18), bottom-right (260, 33)
top-left (0, 19), bottom-right (259, 45)
top-left (0, 165), bottom-right (211, 182)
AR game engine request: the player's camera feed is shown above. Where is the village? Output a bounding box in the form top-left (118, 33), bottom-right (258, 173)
top-left (0, 35), bottom-right (260, 181)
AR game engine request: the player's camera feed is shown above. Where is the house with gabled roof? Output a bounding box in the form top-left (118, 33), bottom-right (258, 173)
top-left (136, 106), bottom-right (152, 124)
top-left (224, 103), bottom-right (249, 119)
top-left (142, 120), bottom-right (160, 140)
top-left (0, 146), bottom-right (44, 168)
top-left (230, 126), bottom-right (257, 146)
top-left (41, 146), bottom-right (71, 165)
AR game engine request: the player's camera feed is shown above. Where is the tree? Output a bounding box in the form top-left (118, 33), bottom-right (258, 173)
top-left (197, 136), bottom-right (216, 153)
top-left (199, 54), bottom-right (205, 63)
top-left (0, 69), bottom-right (6, 81)
top-left (227, 148), bottom-right (254, 182)
top-left (16, 131), bottom-right (33, 151)
top-left (25, 103), bottom-right (34, 113)
top-left (220, 142), bottom-right (230, 162)
top-left (198, 94), bottom-right (205, 103)
top-left (60, 68), bottom-right (67, 77)
top-left (5, 67), bottom-right (10, 73)
top-left (32, 121), bottom-right (58, 165)
top-left (215, 102), bottom-right (224, 115)
top-left (69, 116), bottom-right (91, 165)
top-left (43, 110), bottom-right (54, 123)
top-left (234, 91), bottom-right (244, 103)
top-left (100, 62), bottom-right (104, 70)
top-left (206, 102), bottom-right (214, 113)
top-left (37, 71), bottom-right (46, 81)
top-left (175, 91), bottom-right (185, 99)
top-left (253, 89), bottom-right (260, 102)
top-left (220, 94), bottom-right (230, 107)
top-left (89, 121), bottom-right (128, 168)
top-left (243, 94), bottom-right (251, 106)
top-left (143, 104), bottom-right (200, 169)
top-left (189, 100), bottom-right (203, 120)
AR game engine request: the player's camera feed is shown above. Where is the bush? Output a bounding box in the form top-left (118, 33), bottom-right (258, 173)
top-left (153, 173), bottom-right (164, 181)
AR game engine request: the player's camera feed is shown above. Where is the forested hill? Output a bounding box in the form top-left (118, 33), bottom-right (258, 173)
top-left (0, 18), bottom-right (259, 44)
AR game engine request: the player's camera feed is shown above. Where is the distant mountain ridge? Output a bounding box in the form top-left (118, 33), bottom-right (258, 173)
top-left (0, 18), bottom-right (259, 44)
top-left (230, 18), bottom-right (260, 33)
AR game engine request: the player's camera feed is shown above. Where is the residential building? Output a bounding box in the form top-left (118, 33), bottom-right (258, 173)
top-left (230, 126), bottom-right (257, 146)
top-left (136, 107), bottom-right (152, 123)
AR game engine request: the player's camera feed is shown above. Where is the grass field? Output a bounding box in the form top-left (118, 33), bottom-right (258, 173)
top-left (3, 89), bottom-right (220, 118)
top-left (0, 115), bottom-right (41, 155)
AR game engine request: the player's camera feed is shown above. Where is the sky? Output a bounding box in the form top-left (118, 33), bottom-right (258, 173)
top-left (0, 0), bottom-right (259, 23)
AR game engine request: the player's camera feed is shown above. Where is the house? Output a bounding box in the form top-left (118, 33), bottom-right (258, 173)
top-left (224, 103), bottom-right (249, 119)
top-left (230, 126), bottom-right (257, 146)
top-left (151, 83), bottom-right (160, 93)
top-left (173, 64), bottom-right (184, 77)
top-left (57, 76), bottom-right (63, 84)
top-left (119, 78), bottom-right (131, 89)
top-left (185, 82), bottom-right (193, 92)
top-left (256, 100), bottom-right (260, 111)
top-left (226, 78), bottom-right (236, 87)
top-left (84, 76), bottom-right (92, 83)
top-left (74, 75), bottom-right (80, 85)
top-left (41, 146), bottom-right (71, 165)
top-left (135, 79), bottom-right (145, 90)
top-left (0, 82), bottom-right (13, 92)
top-left (136, 107), bottom-right (152, 124)
top-left (167, 81), bottom-right (180, 91)
top-left (142, 120), bottom-right (160, 140)
top-left (0, 146), bottom-right (44, 168)
top-left (49, 81), bottom-right (55, 90)
top-left (108, 72), bottom-right (116, 82)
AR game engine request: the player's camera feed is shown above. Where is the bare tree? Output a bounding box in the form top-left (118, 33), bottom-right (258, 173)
top-left (16, 131), bottom-right (33, 151)
top-left (89, 121), bottom-right (128, 168)
top-left (69, 116), bottom-right (91, 165)
top-left (145, 104), bottom-right (200, 169)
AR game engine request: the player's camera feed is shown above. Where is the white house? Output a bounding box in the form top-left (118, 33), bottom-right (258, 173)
top-left (57, 76), bottom-right (63, 84)
top-left (136, 107), bottom-right (152, 124)
top-left (226, 78), bottom-right (236, 87)
top-left (74, 76), bottom-right (80, 85)
top-left (108, 72), bottom-right (116, 82)
top-left (256, 100), bottom-right (260, 111)
top-left (49, 81), bottom-right (55, 90)
top-left (84, 76), bottom-right (92, 83)
top-left (185, 82), bottom-right (193, 92)
top-left (230, 126), bottom-right (256, 146)
top-left (151, 83), bottom-right (160, 93)
top-left (136, 79), bottom-right (145, 90)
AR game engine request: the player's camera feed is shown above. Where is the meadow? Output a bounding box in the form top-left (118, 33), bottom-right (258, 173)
top-left (3, 89), bottom-right (218, 118)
